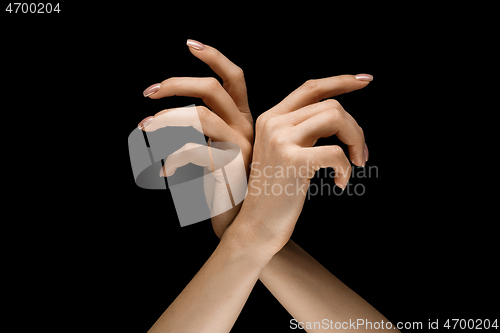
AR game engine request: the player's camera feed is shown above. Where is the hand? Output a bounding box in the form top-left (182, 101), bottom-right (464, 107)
top-left (229, 74), bottom-right (372, 256)
top-left (138, 40), bottom-right (253, 236)
top-left (157, 139), bottom-right (248, 223)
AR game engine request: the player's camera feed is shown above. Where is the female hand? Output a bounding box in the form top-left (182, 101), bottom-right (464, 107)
top-left (138, 40), bottom-right (253, 235)
top-left (229, 74), bottom-right (372, 256)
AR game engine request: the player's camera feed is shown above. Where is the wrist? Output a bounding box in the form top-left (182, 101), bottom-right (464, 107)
top-left (220, 214), bottom-right (275, 267)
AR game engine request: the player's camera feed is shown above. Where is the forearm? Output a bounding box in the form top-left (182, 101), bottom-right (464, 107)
top-left (259, 240), bottom-right (397, 332)
top-left (148, 224), bottom-right (271, 333)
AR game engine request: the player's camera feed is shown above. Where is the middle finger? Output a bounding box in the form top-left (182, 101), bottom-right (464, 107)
top-left (147, 77), bottom-right (247, 129)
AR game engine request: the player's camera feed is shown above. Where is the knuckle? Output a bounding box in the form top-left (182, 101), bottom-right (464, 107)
top-left (203, 77), bottom-right (222, 90)
top-left (301, 79), bottom-right (318, 91)
top-left (164, 155), bottom-right (173, 166)
top-left (269, 134), bottom-right (287, 149)
top-left (163, 76), bottom-right (180, 88)
top-left (240, 121), bottom-right (254, 142)
top-left (205, 46), bottom-right (221, 59)
top-left (239, 139), bottom-right (252, 157)
top-left (227, 66), bottom-right (244, 81)
top-left (300, 79), bottom-right (322, 101)
top-left (282, 146), bottom-right (301, 166)
top-left (153, 108), bottom-right (169, 118)
top-left (255, 113), bottom-right (267, 124)
top-left (330, 145), bottom-right (344, 156)
top-left (322, 98), bottom-right (341, 109)
top-left (256, 113), bottom-right (270, 132)
top-left (195, 105), bottom-right (211, 119)
top-left (182, 142), bottom-right (199, 152)
top-left (265, 117), bottom-right (280, 131)
top-left (162, 76), bottom-right (175, 84)
top-left (324, 107), bottom-right (344, 124)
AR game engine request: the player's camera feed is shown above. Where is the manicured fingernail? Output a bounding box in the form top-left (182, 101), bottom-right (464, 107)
top-left (355, 73), bottom-right (373, 81)
top-left (186, 39), bottom-right (205, 51)
top-left (138, 116), bottom-right (154, 130)
top-left (143, 83), bottom-right (161, 97)
top-left (364, 143), bottom-right (369, 163)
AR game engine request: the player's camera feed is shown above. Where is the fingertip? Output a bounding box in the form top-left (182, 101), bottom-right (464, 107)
top-left (354, 73), bottom-right (373, 82)
top-left (160, 162), bottom-right (175, 177)
top-left (336, 182), bottom-right (345, 191)
top-left (334, 162), bottom-right (351, 190)
top-left (355, 155), bottom-right (366, 168)
top-left (352, 143), bottom-right (369, 167)
top-left (364, 143), bottom-right (369, 163)
top-left (143, 83), bottom-right (161, 98)
top-left (335, 177), bottom-right (349, 191)
top-left (138, 116), bottom-right (154, 130)
top-left (347, 147), bottom-right (365, 167)
top-left (186, 39), bottom-right (206, 51)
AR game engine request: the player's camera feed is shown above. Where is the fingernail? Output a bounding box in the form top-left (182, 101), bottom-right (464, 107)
top-left (186, 39), bottom-right (205, 51)
top-left (138, 116), bottom-right (154, 130)
top-left (337, 182), bottom-right (346, 192)
top-left (364, 143), bottom-right (369, 163)
top-left (143, 83), bottom-right (161, 97)
top-left (355, 73), bottom-right (373, 81)
top-left (159, 165), bottom-right (165, 177)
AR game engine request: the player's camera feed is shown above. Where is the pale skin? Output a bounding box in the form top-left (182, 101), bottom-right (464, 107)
top-left (139, 39), bottom-right (398, 333)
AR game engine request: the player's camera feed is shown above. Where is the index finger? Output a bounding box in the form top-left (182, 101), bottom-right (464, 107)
top-left (269, 74), bottom-right (373, 115)
top-left (187, 39), bottom-right (251, 119)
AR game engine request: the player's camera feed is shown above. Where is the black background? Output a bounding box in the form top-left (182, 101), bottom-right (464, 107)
top-left (2, 3), bottom-right (497, 332)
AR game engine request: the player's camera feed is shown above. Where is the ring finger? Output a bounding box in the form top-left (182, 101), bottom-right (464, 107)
top-left (145, 77), bottom-right (247, 131)
top-left (139, 105), bottom-right (241, 145)
top-left (290, 105), bottom-right (366, 167)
